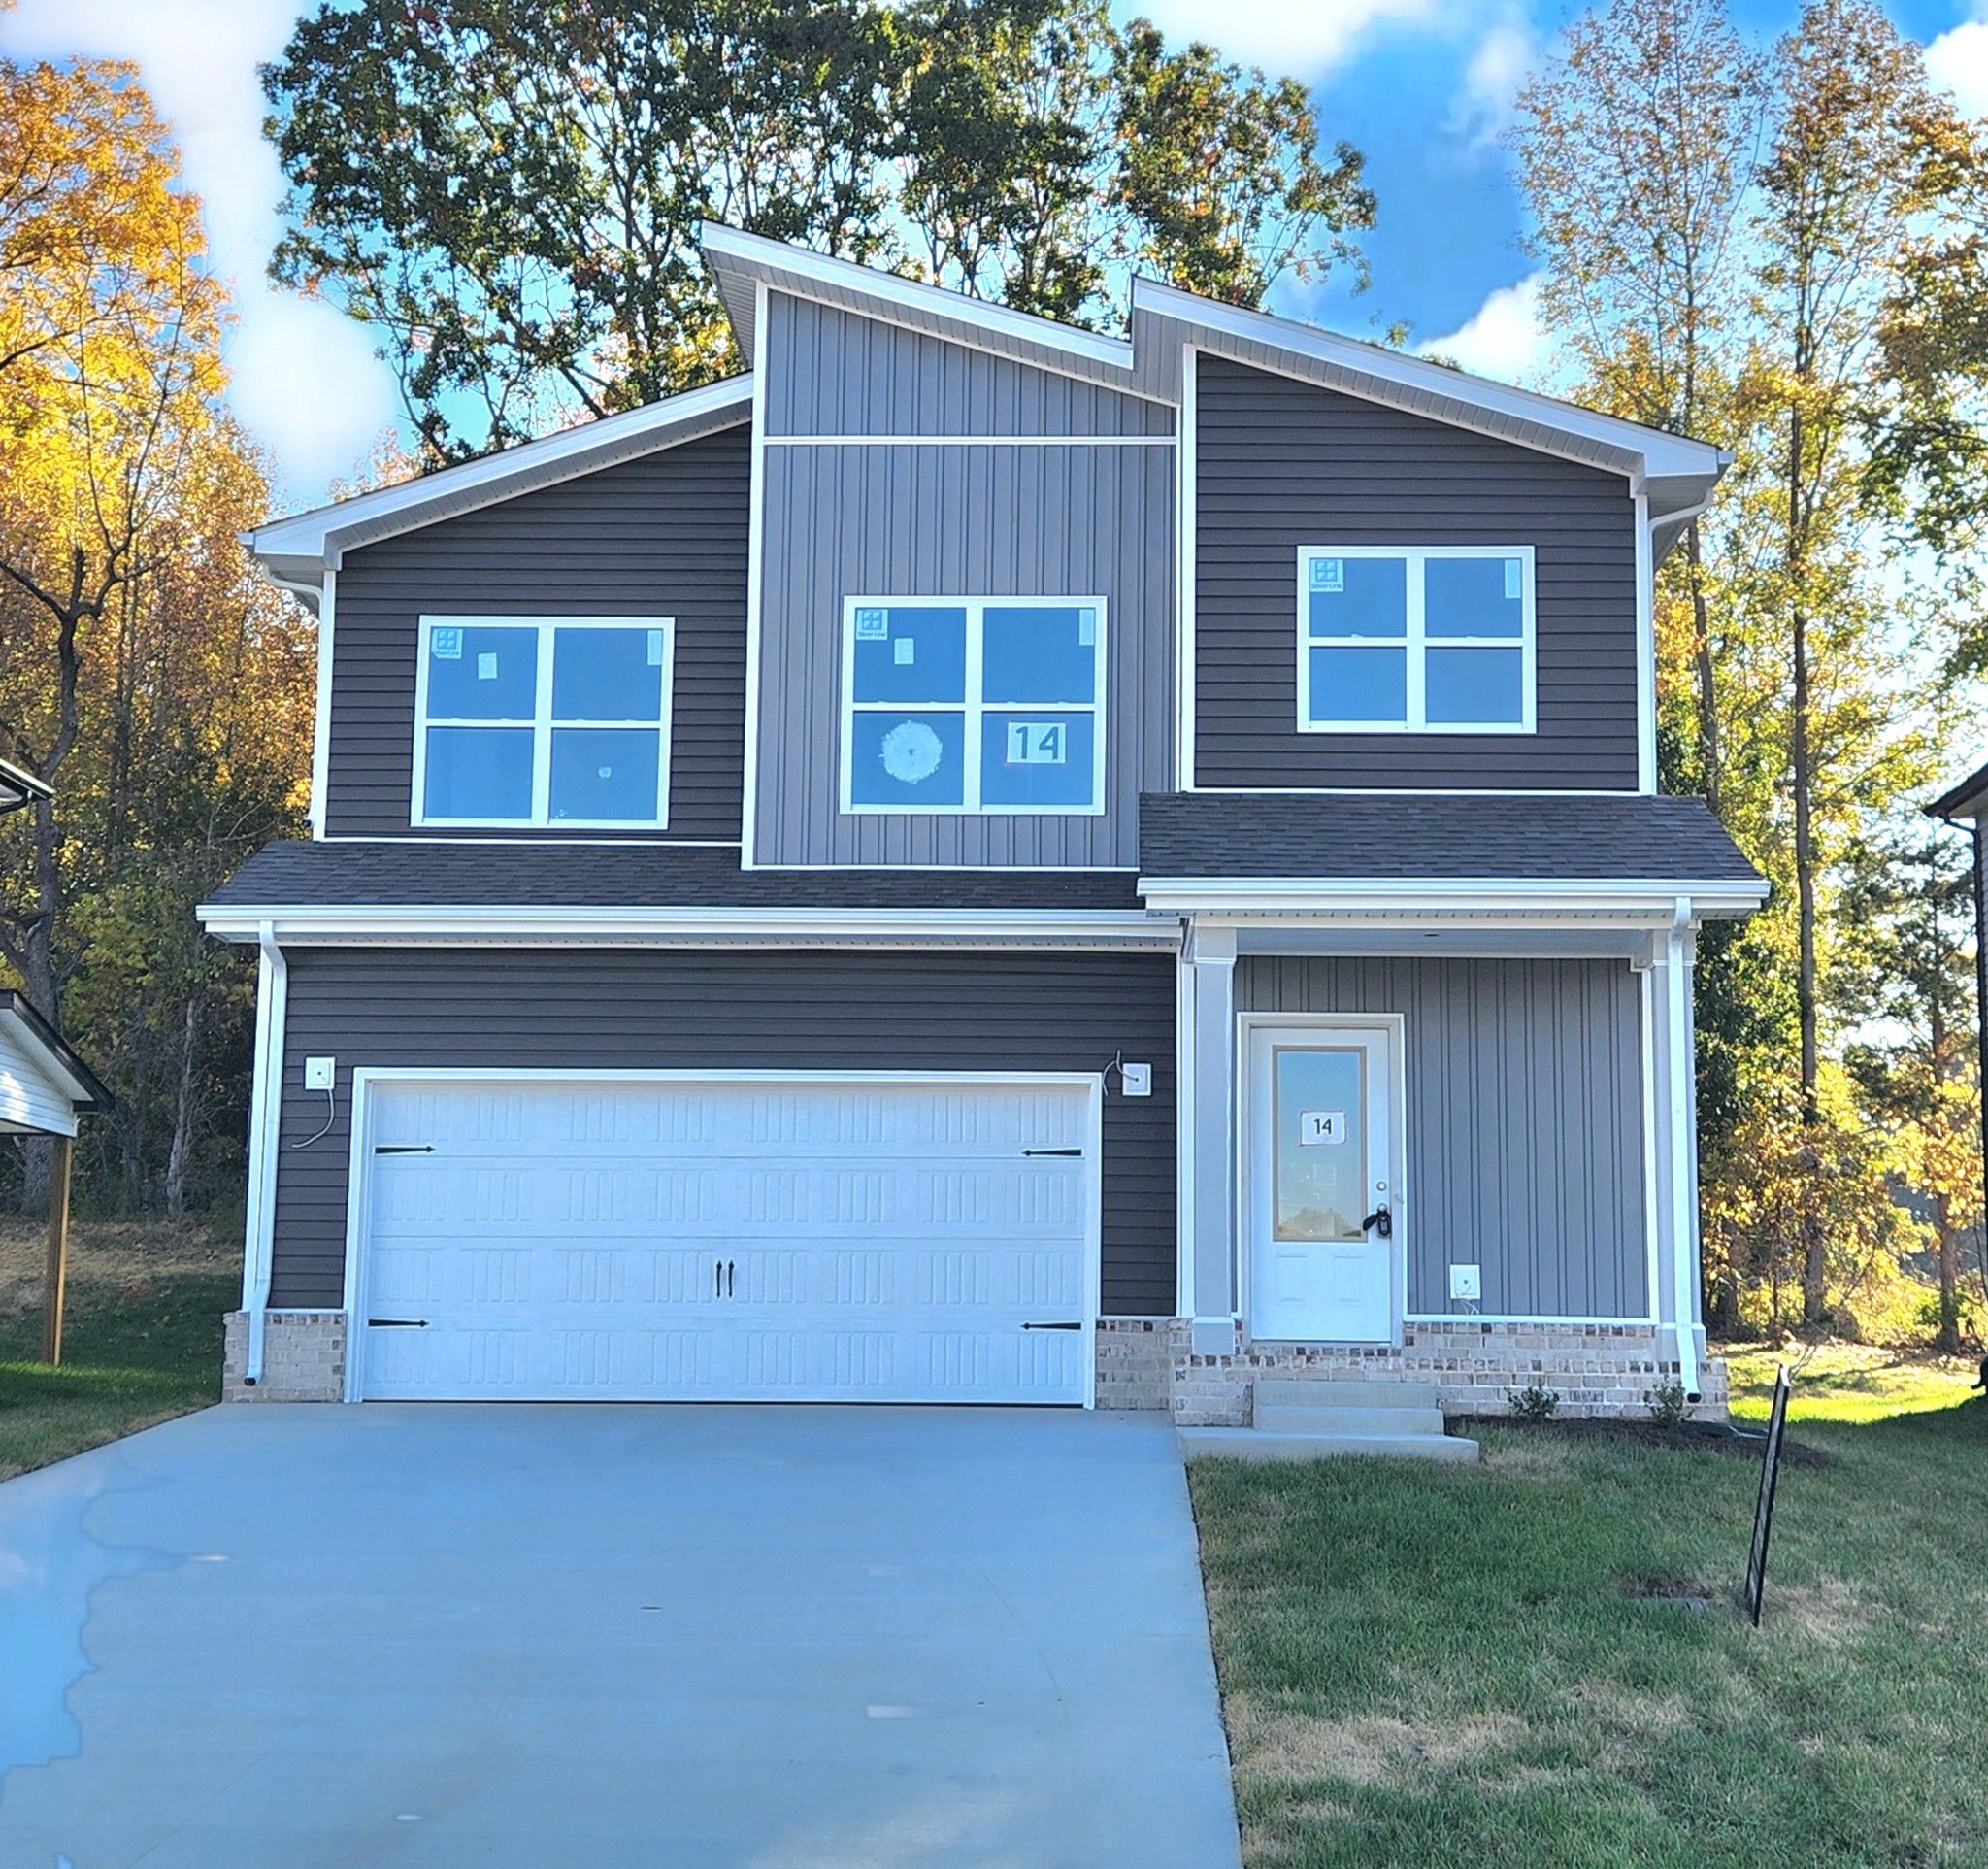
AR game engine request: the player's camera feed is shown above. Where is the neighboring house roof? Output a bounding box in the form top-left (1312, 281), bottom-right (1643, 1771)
top-left (242, 227), bottom-right (1729, 603)
top-left (0, 757), bottom-right (50, 814)
top-left (1137, 793), bottom-right (1765, 911)
top-left (0, 991), bottom-right (110, 1138)
top-left (1927, 759), bottom-right (1988, 821)
top-left (201, 841), bottom-right (1143, 914)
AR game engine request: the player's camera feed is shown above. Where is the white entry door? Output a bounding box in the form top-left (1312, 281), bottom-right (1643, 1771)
top-left (1245, 1022), bottom-right (1399, 1344)
top-left (352, 1075), bottom-right (1096, 1404)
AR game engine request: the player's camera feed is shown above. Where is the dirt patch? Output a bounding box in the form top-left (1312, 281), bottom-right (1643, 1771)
top-left (1227, 1696), bottom-right (1528, 1787)
top-left (1457, 1414), bottom-right (1832, 1467)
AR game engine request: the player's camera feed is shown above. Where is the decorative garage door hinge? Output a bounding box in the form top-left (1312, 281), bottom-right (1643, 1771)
top-left (1020, 1320), bottom-right (1082, 1331)
top-left (374, 1144), bottom-right (435, 1154)
top-left (1021, 1147), bottom-right (1082, 1157)
top-left (367, 1318), bottom-right (429, 1328)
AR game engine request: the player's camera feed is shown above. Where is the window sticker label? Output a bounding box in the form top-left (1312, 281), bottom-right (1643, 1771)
top-left (646, 628), bottom-right (665, 666)
top-left (894, 637), bottom-right (916, 666)
top-left (1006, 721), bottom-right (1067, 766)
top-left (432, 627), bottom-right (463, 661)
top-left (855, 607), bottom-right (889, 641)
top-left (477, 651), bottom-right (499, 681)
top-left (1504, 559), bottom-right (1522, 600)
top-left (880, 720), bottom-right (944, 784)
top-left (1311, 558), bottom-right (1343, 593)
top-left (1299, 1110), bottom-right (1346, 1146)
top-left (1077, 608), bottom-right (1097, 648)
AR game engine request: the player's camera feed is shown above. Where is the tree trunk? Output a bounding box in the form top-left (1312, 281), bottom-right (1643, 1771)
top-left (165, 993), bottom-right (200, 1219)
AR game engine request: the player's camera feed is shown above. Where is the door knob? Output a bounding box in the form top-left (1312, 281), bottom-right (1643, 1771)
top-left (1361, 1206), bottom-right (1393, 1239)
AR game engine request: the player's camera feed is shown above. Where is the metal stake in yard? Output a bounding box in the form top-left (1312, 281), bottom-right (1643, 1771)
top-left (1744, 1363), bottom-right (1792, 1626)
top-left (42, 1133), bottom-right (72, 1366)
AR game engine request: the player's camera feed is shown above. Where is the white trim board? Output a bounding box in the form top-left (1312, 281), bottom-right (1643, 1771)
top-left (763, 433), bottom-right (1175, 448)
top-left (1139, 880), bottom-right (1767, 918)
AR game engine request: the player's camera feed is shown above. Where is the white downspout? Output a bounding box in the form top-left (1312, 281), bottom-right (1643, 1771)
top-left (239, 921), bottom-right (289, 1385)
top-left (1665, 899), bottom-right (1702, 1401)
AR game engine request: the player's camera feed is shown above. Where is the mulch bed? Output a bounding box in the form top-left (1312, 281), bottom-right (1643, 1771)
top-left (1453, 1414), bottom-right (1832, 1468)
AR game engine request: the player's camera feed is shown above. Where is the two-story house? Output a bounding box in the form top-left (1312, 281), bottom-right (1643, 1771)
top-left (198, 226), bottom-right (1764, 1424)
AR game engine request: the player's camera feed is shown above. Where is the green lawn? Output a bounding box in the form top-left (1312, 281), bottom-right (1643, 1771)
top-left (0, 1219), bottom-right (235, 1481)
top-left (1190, 1386), bottom-right (1988, 1867)
top-left (1723, 1342), bottom-right (1982, 1423)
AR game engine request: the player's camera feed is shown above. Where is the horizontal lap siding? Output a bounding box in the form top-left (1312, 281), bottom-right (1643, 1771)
top-left (1238, 956), bottom-right (1647, 1318)
top-left (1195, 355), bottom-right (1640, 789)
top-left (766, 294), bottom-right (1176, 437)
top-left (325, 424), bottom-right (749, 839)
top-left (271, 948), bottom-right (1176, 1318)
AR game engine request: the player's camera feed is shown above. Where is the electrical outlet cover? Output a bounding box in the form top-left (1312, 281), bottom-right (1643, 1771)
top-left (1119, 1062), bottom-right (1152, 1097)
top-left (1448, 1263), bottom-right (1481, 1301)
top-left (303, 1056), bottom-right (336, 1091)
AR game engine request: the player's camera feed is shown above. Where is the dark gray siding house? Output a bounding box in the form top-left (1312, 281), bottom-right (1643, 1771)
top-left (201, 227), bottom-right (1762, 1424)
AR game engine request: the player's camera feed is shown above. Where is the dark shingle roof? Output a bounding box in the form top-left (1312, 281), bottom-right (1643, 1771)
top-left (1139, 792), bottom-right (1761, 884)
top-left (205, 841), bottom-right (1143, 911)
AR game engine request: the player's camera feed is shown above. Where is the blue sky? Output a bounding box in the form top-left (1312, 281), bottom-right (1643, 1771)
top-left (2, 0), bottom-right (1984, 507)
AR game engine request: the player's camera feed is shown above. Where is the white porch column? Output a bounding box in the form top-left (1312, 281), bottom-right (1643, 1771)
top-left (1184, 922), bottom-right (1238, 1353)
top-left (1645, 905), bottom-right (1704, 1398)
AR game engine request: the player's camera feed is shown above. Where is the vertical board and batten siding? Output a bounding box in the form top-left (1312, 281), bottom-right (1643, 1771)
top-left (765, 294), bottom-right (1175, 438)
top-left (754, 291), bottom-right (1176, 868)
top-left (1239, 955), bottom-right (1649, 1318)
top-left (324, 423), bottom-right (750, 840)
top-left (270, 948), bottom-right (1176, 1318)
top-left (1194, 354), bottom-right (1641, 790)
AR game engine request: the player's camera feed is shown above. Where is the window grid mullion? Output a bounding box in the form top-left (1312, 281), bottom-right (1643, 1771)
top-left (1406, 554), bottom-right (1427, 729)
top-left (530, 622), bottom-right (555, 824)
top-left (963, 600), bottom-right (985, 811)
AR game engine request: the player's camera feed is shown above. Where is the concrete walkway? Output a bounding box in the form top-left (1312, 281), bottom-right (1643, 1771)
top-left (0, 1405), bottom-right (1241, 1869)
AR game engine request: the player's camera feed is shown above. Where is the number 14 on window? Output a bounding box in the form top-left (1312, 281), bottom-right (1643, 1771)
top-left (1005, 721), bottom-right (1067, 766)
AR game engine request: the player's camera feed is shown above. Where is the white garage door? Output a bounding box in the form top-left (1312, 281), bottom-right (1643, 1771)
top-left (353, 1075), bottom-right (1097, 1405)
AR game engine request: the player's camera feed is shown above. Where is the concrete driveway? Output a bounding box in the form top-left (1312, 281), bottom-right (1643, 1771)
top-left (0, 1405), bottom-right (1241, 1868)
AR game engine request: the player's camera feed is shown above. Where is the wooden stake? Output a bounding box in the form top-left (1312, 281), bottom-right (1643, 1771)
top-left (42, 1132), bottom-right (72, 1367)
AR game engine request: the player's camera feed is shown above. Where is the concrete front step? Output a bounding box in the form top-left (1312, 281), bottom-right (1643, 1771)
top-left (1253, 1379), bottom-right (1442, 1411)
top-left (1178, 1427), bottom-right (1479, 1465)
top-left (1254, 1405), bottom-right (1446, 1437)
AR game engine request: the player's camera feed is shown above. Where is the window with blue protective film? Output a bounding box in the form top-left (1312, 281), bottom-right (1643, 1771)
top-left (423, 725), bottom-right (533, 819)
top-left (426, 625), bottom-right (538, 719)
top-left (851, 606), bottom-right (967, 704)
top-left (549, 727), bottom-right (662, 820)
top-left (1309, 647), bottom-right (1408, 724)
top-left (1308, 556), bottom-right (1408, 638)
top-left (848, 710), bottom-right (966, 807)
top-left (979, 711), bottom-right (1096, 807)
top-left (552, 627), bottom-right (665, 720)
top-left (982, 605), bottom-right (1098, 704)
top-left (1426, 556), bottom-right (1525, 638)
top-left (1425, 647), bottom-right (1524, 725)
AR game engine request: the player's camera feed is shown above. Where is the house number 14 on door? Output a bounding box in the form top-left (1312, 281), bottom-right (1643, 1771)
top-left (1299, 1110), bottom-right (1346, 1146)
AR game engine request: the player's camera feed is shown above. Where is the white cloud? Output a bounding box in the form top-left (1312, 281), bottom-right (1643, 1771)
top-left (1126, 0), bottom-right (1440, 72)
top-left (1926, 10), bottom-right (1988, 119)
top-left (0, 0), bottom-right (399, 507)
top-left (1448, 20), bottom-right (1537, 153)
top-left (1417, 272), bottom-right (1547, 383)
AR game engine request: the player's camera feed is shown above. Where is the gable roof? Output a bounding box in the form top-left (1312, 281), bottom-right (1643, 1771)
top-left (1928, 757), bottom-right (1988, 822)
top-left (0, 991), bottom-right (110, 1137)
top-left (0, 757), bottom-right (50, 814)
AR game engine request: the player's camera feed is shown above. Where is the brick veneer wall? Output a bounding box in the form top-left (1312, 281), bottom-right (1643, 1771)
top-left (222, 1310), bottom-right (346, 1402)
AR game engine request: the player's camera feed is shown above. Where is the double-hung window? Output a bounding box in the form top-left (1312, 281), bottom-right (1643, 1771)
top-left (1296, 547), bottom-right (1535, 733)
top-left (840, 597), bottom-right (1106, 814)
top-left (414, 616), bottom-right (675, 827)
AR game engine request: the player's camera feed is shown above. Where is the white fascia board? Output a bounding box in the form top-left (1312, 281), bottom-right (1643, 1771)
top-left (700, 222), bottom-right (1138, 384)
top-left (0, 1007), bottom-right (96, 1111)
top-left (194, 902), bottom-right (1183, 948)
top-left (1130, 282), bottom-right (1726, 497)
top-left (1137, 876), bottom-right (1767, 918)
top-left (245, 377), bottom-right (756, 589)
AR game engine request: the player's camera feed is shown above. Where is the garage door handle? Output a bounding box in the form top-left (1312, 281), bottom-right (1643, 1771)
top-left (1021, 1320), bottom-right (1082, 1331)
top-left (368, 1318), bottom-right (429, 1328)
top-left (1022, 1148), bottom-right (1082, 1157)
top-left (375, 1145), bottom-right (434, 1155)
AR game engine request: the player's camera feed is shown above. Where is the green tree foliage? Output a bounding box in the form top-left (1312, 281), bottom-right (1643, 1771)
top-left (262, 0), bottom-right (1375, 459)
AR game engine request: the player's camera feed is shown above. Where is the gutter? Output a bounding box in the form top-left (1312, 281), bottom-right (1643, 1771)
top-left (238, 921), bottom-right (289, 1385)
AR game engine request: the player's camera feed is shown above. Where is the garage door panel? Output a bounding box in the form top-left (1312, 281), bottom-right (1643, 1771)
top-left (358, 1079), bottom-right (1094, 1404)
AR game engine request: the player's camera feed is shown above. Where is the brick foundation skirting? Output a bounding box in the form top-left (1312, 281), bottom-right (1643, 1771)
top-left (222, 1310), bottom-right (346, 1402)
top-left (1094, 1319), bottom-right (1727, 1426)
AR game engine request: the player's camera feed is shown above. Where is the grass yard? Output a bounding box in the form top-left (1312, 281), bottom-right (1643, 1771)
top-left (0, 1218), bottom-right (236, 1481)
top-left (1723, 1342), bottom-right (1982, 1423)
top-left (1190, 1378), bottom-right (1988, 1867)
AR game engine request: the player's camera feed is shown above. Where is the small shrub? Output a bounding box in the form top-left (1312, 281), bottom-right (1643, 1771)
top-left (1507, 1383), bottom-right (1561, 1420)
top-left (1646, 1379), bottom-right (1694, 1427)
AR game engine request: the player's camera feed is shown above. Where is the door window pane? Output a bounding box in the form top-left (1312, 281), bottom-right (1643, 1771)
top-left (982, 605), bottom-right (1098, 704)
top-left (1309, 556), bottom-right (1408, 638)
top-left (426, 625), bottom-right (537, 720)
top-left (851, 606), bottom-right (967, 704)
top-left (1425, 647), bottom-right (1523, 724)
top-left (979, 711), bottom-right (1096, 807)
top-left (423, 726), bottom-right (533, 819)
top-left (549, 727), bottom-right (662, 820)
top-left (553, 627), bottom-right (664, 721)
top-left (1426, 556), bottom-right (1524, 638)
top-left (1274, 1048), bottom-right (1365, 1241)
top-left (1309, 647), bottom-right (1408, 724)
top-left (848, 709), bottom-right (966, 807)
